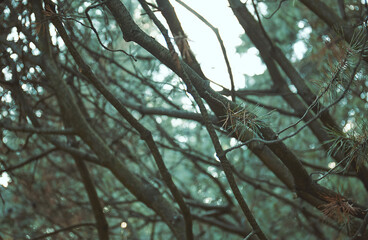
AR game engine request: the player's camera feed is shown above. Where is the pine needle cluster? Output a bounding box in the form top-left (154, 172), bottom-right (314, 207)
top-left (221, 103), bottom-right (271, 140)
top-left (320, 193), bottom-right (360, 225)
top-left (326, 121), bottom-right (368, 172)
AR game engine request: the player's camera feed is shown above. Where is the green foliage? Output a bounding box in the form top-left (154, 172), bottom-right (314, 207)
top-left (221, 103), bottom-right (272, 139)
top-left (327, 120), bottom-right (368, 172)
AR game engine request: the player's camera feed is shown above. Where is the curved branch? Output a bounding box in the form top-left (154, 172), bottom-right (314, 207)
top-left (84, 1), bottom-right (136, 60)
top-left (0, 148), bottom-right (57, 174)
top-left (48, 4), bottom-right (189, 238)
top-left (30, 223), bottom-right (96, 240)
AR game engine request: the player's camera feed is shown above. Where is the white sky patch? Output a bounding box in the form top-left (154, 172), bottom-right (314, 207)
top-left (155, 116), bottom-right (162, 123)
top-left (207, 166), bottom-right (219, 178)
top-left (204, 197), bottom-right (212, 203)
top-left (103, 206), bottom-right (111, 213)
top-left (46, 23), bottom-right (65, 50)
top-left (10, 53), bottom-right (18, 61)
top-left (298, 21), bottom-right (305, 29)
top-left (213, 152), bottom-right (220, 162)
top-left (246, 1), bottom-right (268, 16)
top-left (257, 2), bottom-right (268, 15)
top-left (162, 83), bottom-right (173, 91)
top-left (17, 64), bottom-right (23, 73)
top-left (230, 138), bottom-right (238, 147)
top-left (0, 172), bottom-right (11, 188)
top-left (120, 222), bottom-right (127, 229)
top-left (176, 135), bottom-right (188, 143)
top-left (2, 66), bottom-right (12, 81)
top-left (328, 162), bottom-right (336, 169)
top-left (292, 41), bottom-right (307, 61)
top-left (322, 35), bottom-right (331, 43)
top-left (171, 118), bottom-right (183, 127)
top-left (343, 121), bottom-right (354, 132)
top-left (2, 92), bottom-right (12, 103)
top-left (288, 84), bottom-right (297, 93)
top-left (57, 37), bottom-right (65, 49)
top-left (22, 83), bottom-right (31, 91)
top-left (78, 6), bottom-right (84, 13)
top-left (35, 110), bottom-right (42, 117)
top-left (241, 47), bottom-right (266, 76)
top-left (3, 6), bottom-right (10, 16)
top-left (30, 13), bottom-right (36, 22)
top-left (95, 9), bottom-right (103, 16)
top-left (181, 97), bottom-right (195, 111)
top-left (291, 24), bottom-right (312, 61)
top-left (163, 0), bottom-right (266, 90)
top-left (29, 42), bottom-right (36, 50)
top-left (7, 27), bottom-right (19, 42)
top-left (187, 122), bottom-right (197, 129)
top-left (298, 26), bottom-right (312, 39)
top-left (50, 24), bottom-right (58, 46)
top-left (84, 1), bottom-right (92, 7)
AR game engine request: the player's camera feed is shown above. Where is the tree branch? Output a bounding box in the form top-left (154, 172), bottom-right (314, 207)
top-left (30, 223), bottom-right (96, 240)
top-left (175, 0), bottom-right (236, 101)
top-left (47, 3), bottom-right (189, 238)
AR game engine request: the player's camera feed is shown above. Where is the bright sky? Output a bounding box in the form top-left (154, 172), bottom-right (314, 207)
top-left (155, 0), bottom-right (308, 90)
top-left (0, 172), bottom-right (10, 187)
top-left (155, 0), bottom-right (267, 91)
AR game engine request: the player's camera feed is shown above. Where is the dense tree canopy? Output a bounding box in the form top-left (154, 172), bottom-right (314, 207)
top-left (1, 0), bottom-right (368, 239)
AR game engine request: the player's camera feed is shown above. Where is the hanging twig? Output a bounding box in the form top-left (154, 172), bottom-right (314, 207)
top-left (264, 0), bottom-right (287, 19)
top-left (351, 210), bottom-right (368, 240)
top-left (84, 1), bottom-right (136, 61)
top-left (30, 223), bottom-right (96, 240)
top-left (0, 148), bottom-right (57, 174)
top-left (223, 33), bottom-right (368, 154)
top-left (175, 0), bottom-right (236, 102)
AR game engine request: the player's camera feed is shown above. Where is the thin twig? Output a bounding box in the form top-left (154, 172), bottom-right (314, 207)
top-left (30, 223), bottom-right (96, 240)
top-left (264, 0), bottom-right (287, 19)
top-left (243, 230), bottom-right (257, 240)
top-left (223, 33), bottom-right (367, 154)
top-left (251, 0), bottom-right (273, 47)
top-left (0, 148), bottom-right (57, 174)
top-left (136, 2), bottom-right (193, 238)
top-left (277, 49), bottom-right (350, 135)
top-left (351, 210), bottom-right (368, 240)
top-left (50, 2), bottom-right (189, 238)
top-left (312, 155), bottom-right (350, 182)
top-left (85, 1), bottom-right (136, 61)
top-left (0, 121), bottom-right (76, 135)
top-left (175, 0), bottom-right (236, 102)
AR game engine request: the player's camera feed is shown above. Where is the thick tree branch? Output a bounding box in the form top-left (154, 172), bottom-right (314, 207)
top-left (46, 3), bottom-right (190, 238)
top-left (74, 155), bottom-right (109, 240)
top-left (137, 1), bottom-right (267, 238)
top-left (175, 0), bottom-right (236, 101)
top-left (155, 0), bottom-right (206, 79)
